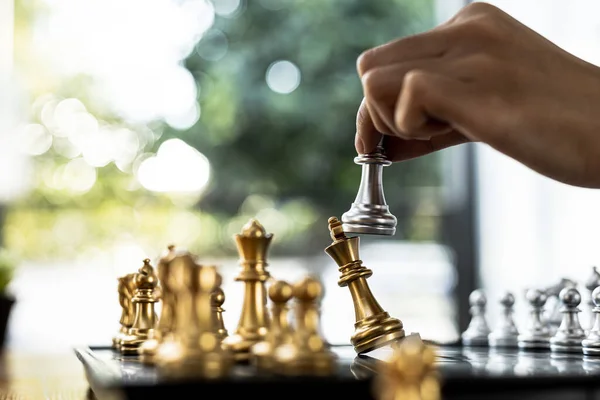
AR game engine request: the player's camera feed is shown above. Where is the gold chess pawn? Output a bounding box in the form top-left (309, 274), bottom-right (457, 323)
top-left (160, 258), bottom-right (233, 379)
top-left (250, 280), bottom-right (294, 371)
top-left (120, 259), bottom-right (161, 355)
top-left (324, 217), bottom-right (405, 354)
top-left (113, 273), bottom-right (136, 350)
top-left (223, 219), bottom-right (273, 362)
top-left (375, 335), bottom-right (440, 400)
top-left (212, 283), bottom-right (229, 341)
top-left (273, 276), bottom-right (337, 376)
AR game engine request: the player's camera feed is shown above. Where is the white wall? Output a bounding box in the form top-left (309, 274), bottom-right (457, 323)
top-left (474, 0), bottom-right (600, 330)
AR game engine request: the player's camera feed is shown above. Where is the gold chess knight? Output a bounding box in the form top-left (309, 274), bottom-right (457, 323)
top-left (223, 219), bottom-right (273, 362)
top-left (325, 217), bottom-right (406, 354)
top-left (113, 272), bottom-right (137, 350)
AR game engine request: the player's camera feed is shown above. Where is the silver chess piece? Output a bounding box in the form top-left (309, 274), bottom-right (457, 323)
top-left (341, 140), bottom-right (397, 236)
top-left (582, 286), bottom-right (600, 356)
top-left (585, 267), bottom-right (600, 330)
top-left (462, 290), bottom-right (491, 346)
top-left (489, 292), bottom-right (519, 348)
top-left (518, 289), bottom-right (551, 350)
top-left (550, 287), bottom-right (586, 353)
top-left (542, 278), bottom-right (577, 336)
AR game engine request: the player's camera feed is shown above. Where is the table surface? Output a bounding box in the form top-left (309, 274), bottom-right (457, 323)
top-left (0, 350), bottom-right (88, 400)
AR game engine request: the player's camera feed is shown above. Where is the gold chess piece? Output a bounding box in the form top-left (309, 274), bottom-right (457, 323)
top-left (113, 273), bottom-right (136, 350)
top-left (138, 246), bottom-right (180, 363)
top-left (324, 217), bottom-right (405, 354)
top-left (375, 335), bottom-right (440, 400)
top-left (160, 258), bottom-right (233, 379)
top-left (120, 259), bottom-right (161, 355)
top-left (212, 279), bottom-right (229, 340)
top-left (223, 219), bottom-right (273, 362)
top-left (273, 276), bottom-right (337, 376)
top-left (250, 280), bottom-right (295, 371)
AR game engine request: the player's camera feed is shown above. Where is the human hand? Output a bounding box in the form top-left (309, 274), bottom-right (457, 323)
top-left (356, 2), bottom-right (600, 188)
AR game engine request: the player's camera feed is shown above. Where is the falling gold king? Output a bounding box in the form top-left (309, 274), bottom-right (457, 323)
top-left (324, 217), bottom-right (405, 354)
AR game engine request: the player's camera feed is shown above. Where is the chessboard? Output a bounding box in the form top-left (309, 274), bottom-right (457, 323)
top-left (74, 216), bottom-right (600, 400)
top-left (75, 342), bottom-right (600, 400)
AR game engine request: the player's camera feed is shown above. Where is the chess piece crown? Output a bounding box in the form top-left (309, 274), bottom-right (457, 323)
top-left (324, 217), bottom-right (405, 354)
top-left (341, 140), bottom-right (397, 236)
top-left (223, 219), bottom-right (273, 362)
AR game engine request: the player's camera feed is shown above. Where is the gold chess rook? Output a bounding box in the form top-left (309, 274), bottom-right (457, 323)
top-left (324, 217), bottom-right (405, 354)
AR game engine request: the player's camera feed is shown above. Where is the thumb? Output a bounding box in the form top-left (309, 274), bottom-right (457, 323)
top-left (394, 70), bottom-right (481, 141)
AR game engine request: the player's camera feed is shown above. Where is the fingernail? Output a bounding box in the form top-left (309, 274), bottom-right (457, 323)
top-left (355, 132), bottom-right (365, 154)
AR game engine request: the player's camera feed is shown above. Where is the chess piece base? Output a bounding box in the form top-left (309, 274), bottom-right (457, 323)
top-left (550, 334), bottom-right (585, 353)
top-left (341, 203), bottom-right (396, 236)
top-left (352, 313), bottom-right (406, 354)
top-left (138, 337), bottom-right (161, 364)
top-left (461, 335), bottom-right (489, 347)
top-left (223, 333), bottom-right (263, 362)
top-left (517, 335), bottom-right (551, 350)
top-left (489, 335), bottom-right (518, 348)
top-left (273, 343), bottom-right (338, 376)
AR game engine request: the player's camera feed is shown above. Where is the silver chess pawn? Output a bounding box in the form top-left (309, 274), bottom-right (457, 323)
top-left (341, 140), bottom-right (397, 236)
top-left (582, 286), bottom-right (600, 356)
top-left (550, 287), bottom-right (586, 353)
top-left (489, 292), bottom-right (519, 348)
top-left (542, 278), bottom-right (577, 336)
top-left (462, 290), bottom-right (491, 346)
top-left (585, 267), bottom-right (600, 331)
top-left (518, 289), bottom-right (551, 350)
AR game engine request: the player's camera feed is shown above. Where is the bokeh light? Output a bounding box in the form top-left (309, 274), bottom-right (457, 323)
top-left (136, 138), bottom-right (211, 195)
top-left (265, 60), bottom-right (301, 94)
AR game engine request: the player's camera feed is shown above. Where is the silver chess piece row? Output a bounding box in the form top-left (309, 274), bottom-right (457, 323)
top-left (462, 282), bottom-right (600, 356)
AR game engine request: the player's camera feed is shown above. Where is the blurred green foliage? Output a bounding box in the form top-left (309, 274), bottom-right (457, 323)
top-left (5, 0), bottom-right (442, 261)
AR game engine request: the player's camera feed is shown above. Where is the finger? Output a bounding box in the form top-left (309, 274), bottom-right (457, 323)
top-left (356, 98), bottom-right (382, 154)
top-left (361, 60), bottom-right (444, 137)
top-left (394, 70), bottom-right (479, 141)
top-left (384, 131), bottom-right (470, 162)
top-left (357, 24), bottom-right (452, 77)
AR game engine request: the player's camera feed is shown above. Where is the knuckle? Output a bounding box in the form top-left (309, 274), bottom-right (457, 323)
top-left (361, 69), bottom-right (384, 96)
top-left (403, 70), bottom-right (426, 93)
top-left (462, 1), bottom-right (500, 17)
top-left (357, 49), bottom-right (377, 76)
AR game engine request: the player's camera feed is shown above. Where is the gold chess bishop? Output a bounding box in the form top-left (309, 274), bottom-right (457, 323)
top-left (120, 259), bottom-right (161, 355)
top-left (324, 217), bottom-right (406, 354)
top-left (223, 219), bottom-right (273, 362)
